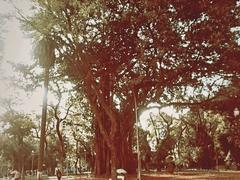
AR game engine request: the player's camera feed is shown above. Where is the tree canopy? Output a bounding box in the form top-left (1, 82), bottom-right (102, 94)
top-left (22, 0), bottom-right (240, 178)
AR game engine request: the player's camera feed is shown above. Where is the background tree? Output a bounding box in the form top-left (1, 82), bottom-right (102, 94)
top-left (66, 93), bottom-right (94, 173)
top-left (0, 110), bottom-right (36, 176)
top-left (177, 109), bottom-right (226, 169)
top-left (48, 80), bottom-right (73, 173)
top-left (199, 78), bottom-right (240, 169)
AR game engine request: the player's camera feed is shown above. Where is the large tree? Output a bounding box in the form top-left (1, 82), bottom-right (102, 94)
top-left (24, 0), bottom-right (240, 178)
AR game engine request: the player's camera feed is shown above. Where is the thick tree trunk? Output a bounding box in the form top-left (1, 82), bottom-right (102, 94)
top-left (93, 116), bottom-right (135, 176)
top-left (94, 122), bottom-right (111, 175)
top-left (94, 128), bottom-right (102, 175)
top-left (84, 72), bottom-right (136, 178)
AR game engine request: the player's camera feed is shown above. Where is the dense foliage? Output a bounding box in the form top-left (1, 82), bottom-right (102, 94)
top-left (19, 0), bottom-right (240, 178)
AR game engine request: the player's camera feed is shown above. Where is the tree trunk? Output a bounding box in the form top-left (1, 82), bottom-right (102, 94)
top-left (110, 146), bottom-right (117, 180)
top-left (21, 165), bottom-right (25, 180)
top-left (37, 67), bottom-right (49, 180)
top-left (75, 141), bottom-right (79, 174)
top-left (84, 73), bottom-right (136, 178)
top-left (56, 118), bottom-right (66, 172)
top-left (93, 116), bottom-right (136, 176)
top-left (94, 122), bottom-right (110, 175)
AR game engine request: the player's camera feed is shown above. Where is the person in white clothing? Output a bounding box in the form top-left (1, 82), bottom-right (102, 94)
top-left (55, 167), bottom-right (62, 180)
top-left (10, 170), bottom-right (21, 180)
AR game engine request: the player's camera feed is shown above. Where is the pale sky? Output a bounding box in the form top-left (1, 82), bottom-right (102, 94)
top-left (0, 0), bottom-right (43, 114)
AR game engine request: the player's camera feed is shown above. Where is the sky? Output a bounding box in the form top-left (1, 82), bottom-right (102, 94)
top-left (0, 0), bottom-right (43, 114)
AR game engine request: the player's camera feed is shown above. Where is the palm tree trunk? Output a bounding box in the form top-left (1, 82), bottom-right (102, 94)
top-left (37, 67), bottom-right (50, 180)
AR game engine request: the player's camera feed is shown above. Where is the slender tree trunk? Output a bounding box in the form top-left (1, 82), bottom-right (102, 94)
top-left (20, 147), bottom-right (25, 180)
top-left (37, 67), bottom-right (49, 180)
top-left (56, 118), bottom-right (65, 172)
top-left (21, 165), bottom-right (25, 180)
top-left (110, 146), bottom-right (117, 180)
top-left (75, 141), bottom-right (79, 174)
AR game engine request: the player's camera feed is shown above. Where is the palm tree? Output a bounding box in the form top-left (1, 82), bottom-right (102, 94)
top-left (34, 37), bottom-right (55, 180)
